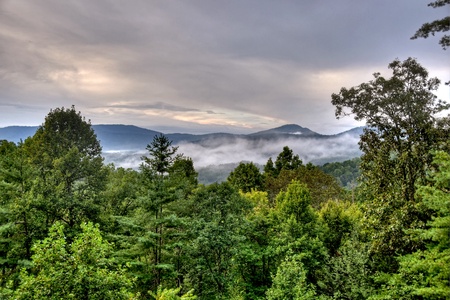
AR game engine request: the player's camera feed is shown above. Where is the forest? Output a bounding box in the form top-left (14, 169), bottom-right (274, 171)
top-left (0, 57), bottom-right (449, 299)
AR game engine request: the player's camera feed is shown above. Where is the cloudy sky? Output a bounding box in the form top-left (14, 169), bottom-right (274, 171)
top-left (0, 1), bottom-right (448, 134)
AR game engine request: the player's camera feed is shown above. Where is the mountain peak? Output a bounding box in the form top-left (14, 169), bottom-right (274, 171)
top-left (273, 124), bottom-right (306, 132)
top-left (251, 124), bottom-right (319, 137)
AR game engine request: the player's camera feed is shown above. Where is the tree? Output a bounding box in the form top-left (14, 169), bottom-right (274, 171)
top-left (227, 162), bottom-right (263, 193)
top-left (322, 237), bottom-right (374, 299)
top-left (0, 140), bottom-right (37, 289)
top-left (168, 156), bottom-right (198, 198)
top-left (320, 158), bottom-right (361, 189)
top-left (411, 0), bottom-right (450, 50)
top-left (270, 181), bottom-right (328, 293)
top-left (263, 157), bottom-right (276, 177)
top-left (12, 222), bottom-right (134, 299)
top-left (264, 163), bottom-right (343, 208)
top-left (331, 57), bottom-right (450, 271)
top-left (266, 254), bottom-right (318, 300)
top-left (237, 190), bottom-right (274, 299)
top-left (185, 182), bottom-right (251, 299)
top-left (24, 106), bottom-right (107, 231)
top-left (149, 286), bottom-right (196, 300)
top-left (136, 134), bottom-right (197, 292)
top-left (141, 134), bottom-right (178, 177)
top-left (373, 151), bottom-right (450, 299)
top-left (101, 166), bottom-right (141, 217)
top-left (264, 146), bottom-right (304, 202)
top-left (267, 146), bottom-right (303, 177)
top-left (319, 200), bottom-right (362, 256)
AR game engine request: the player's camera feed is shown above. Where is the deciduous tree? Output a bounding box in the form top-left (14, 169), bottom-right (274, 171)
top-left (373, 151), bottom-right (450, 299)
top-left (331, 57), bottom-right (450, 271)
top-left (24, 106), bottom-right (107, 231)
top-left (12, 222), bottom-right (134, 299)
top-left (227, 162), bottom-right (263, 193)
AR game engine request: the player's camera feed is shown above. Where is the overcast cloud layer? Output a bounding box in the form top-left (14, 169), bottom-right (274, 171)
top-left (0, 1), bottom-right (448, 134)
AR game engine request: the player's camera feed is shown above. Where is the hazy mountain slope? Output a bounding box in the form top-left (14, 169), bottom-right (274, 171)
top-left (1, 124), bottom-right (363, 175)
top-left (335, 126), bottom-right (366, 137)
top-left (93, 125), bottom-right (161, 150)
top-left (0, 126), bottom-right (38, 143)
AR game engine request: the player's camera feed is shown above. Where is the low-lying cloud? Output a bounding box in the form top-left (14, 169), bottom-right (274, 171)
top-left (102, 133), bottom-right (361, 170)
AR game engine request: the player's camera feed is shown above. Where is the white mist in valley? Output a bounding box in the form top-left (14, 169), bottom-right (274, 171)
top-left (102, 133), bottom-right (361, 170)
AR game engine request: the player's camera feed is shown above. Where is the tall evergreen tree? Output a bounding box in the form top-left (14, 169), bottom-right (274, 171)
top-left (136, 134), bottom-right (193, 292)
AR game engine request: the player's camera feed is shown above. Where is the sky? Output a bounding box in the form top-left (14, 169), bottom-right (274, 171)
top-left (0, 1), bottom-right (449, 134)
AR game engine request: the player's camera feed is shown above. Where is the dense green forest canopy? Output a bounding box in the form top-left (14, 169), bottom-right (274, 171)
top-left (1, 57), bottom-right (449, 299)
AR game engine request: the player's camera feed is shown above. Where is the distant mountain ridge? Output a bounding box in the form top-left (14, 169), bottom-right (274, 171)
top-left (0, 124), bottom-right (363, 150)
top-left (0, 124), bottom-right (364, 175)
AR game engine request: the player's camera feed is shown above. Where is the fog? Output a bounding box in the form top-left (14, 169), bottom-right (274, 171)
top-left (102, 133), bottom-right (361, 170)
top-left (102, 150), bottom-right (147, 170)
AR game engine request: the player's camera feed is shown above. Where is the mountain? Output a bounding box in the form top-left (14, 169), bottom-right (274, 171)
top-left (93, 125), bottom-right (160, 150)
top-left (335, 126), bottom-right (366, 137)
top-left (0, 123), bottom-right (363, 149)
top-left (0, 126), bottom-right (39, 143)
top-left (0, 124), bottom-right (363, 178)
top-left (250, 124), bottom-right (321, 138)
top-left (0, 125), bottom-right (160, 150)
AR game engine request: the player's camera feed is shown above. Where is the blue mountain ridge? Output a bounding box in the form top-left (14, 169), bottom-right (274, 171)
top-left (0, 124), bottom-right (364, 151)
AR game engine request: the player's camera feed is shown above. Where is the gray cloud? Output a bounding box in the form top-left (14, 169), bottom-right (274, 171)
top-left (0, 0), bottom-right (448, 133)
top-left (109, 102), bottom-right (201, 112)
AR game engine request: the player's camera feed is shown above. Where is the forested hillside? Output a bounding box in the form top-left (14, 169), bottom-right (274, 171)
top-left (1, 57), bottom-right (449, 299)
top-left (320, 158), bottom-right (361, 189)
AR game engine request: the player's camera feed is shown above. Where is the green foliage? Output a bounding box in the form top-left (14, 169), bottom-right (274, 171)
top-left (372, 151), bottom-right (450, 299)
top-left (265, 146), bottom-right (303, 178)
top-left (265, 165), bottom-right (343, 208)
top-left (12, 222), bottom-right (134, 299)
top-left (3, 99), bottom-right (450, 298)
top-left (320, 157), bottom-right (361, 188)
top-left (269, 181), bottom-right (329, 296)
top-left (169, 157), bottom-right (198, 186)
top-left (186, 182), bottom-right (251, 299)
top-left (263, 157), bottom-right (276, 177)
top-left (332, 57), bottom-right (450, 271)
top-left (227, 162), bottom-right (263, 193)
top-left (275, 146), bottom-right (303, 174)
top-left (411, 0), bottom-right (450, 49)
top-left (319, 200), bottom-right (362, 256)
top-left (264, 147), bottom-right (343, 207)
top-left (23, 106), bottom-right (107, 230)
top-left (237, 190), bottom-right (274, 299)
top-left (149, 286), bottom-right (197, 300)
top-left (266, 254), bottom-right (322, 300)
top-left (169, 157), bottom-right (199, 198)
top-left (323, 237), bottom-right (374, 299)
top-left (101, 166), bottom-right (141, 217)
top-left (275, 181), bottom-right (315, 226)
top-left (141, 134), bottom-right (178, 176)
top-left (134, 134), bottom-right (193, 291)
top-left (0, 140), bottom-right (37, 269)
